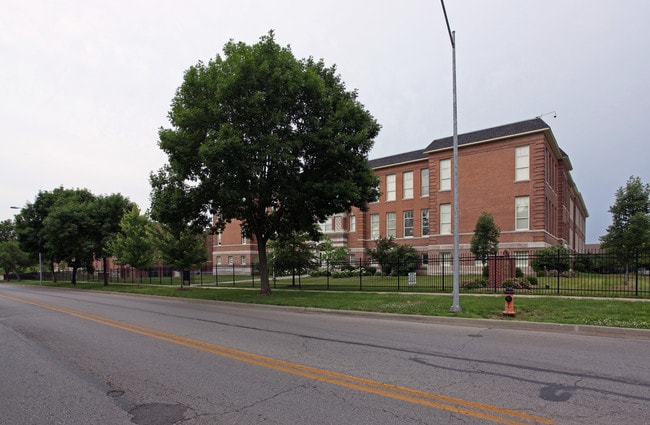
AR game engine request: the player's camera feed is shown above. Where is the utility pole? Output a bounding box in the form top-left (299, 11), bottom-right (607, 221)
top-left (440, 0), bottom-right (461, 312)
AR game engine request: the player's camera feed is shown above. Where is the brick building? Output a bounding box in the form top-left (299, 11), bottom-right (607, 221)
top-left (211, 118), bottom-right (588, 269)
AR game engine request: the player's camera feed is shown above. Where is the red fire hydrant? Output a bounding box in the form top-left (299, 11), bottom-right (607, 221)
top-left (502, 286), bottom-right (515, 317)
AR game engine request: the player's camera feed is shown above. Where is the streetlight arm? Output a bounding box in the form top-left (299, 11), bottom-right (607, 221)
top-left (441, 0), bottom-right (455, 47)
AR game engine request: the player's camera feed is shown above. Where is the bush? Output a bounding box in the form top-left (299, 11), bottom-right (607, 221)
top-left (462, 279), bottom-right (487, 289)
top-left (524, 275), bottom-right (538, 286)
top-left (367, 266), bottom-right (377, 275)
top-left (482, 265), bottom-right (489, 278)
top-left (501, 278), bottom-right (532, 290)
top-left (515, 267), bottom-right (524, 278)
top-left (573, 261), bottom-right (586, 273)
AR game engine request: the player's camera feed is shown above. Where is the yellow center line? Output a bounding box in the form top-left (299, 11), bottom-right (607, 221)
top-left (1, 293), bottom-right (554, 425)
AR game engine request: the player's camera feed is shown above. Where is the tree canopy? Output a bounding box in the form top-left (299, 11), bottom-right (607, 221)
top-left (600, 176), bottom-right (650, 254)
top-left (600, 176), bottom-right (650, 280)
top-left (14, 187), bottom-right (131, 284)
top-left (470, 212), bottom-right (500, 265)
top-left (108, 206), bottom-right (155, 274)
top-left (151, 31), bottom-right (380, 295)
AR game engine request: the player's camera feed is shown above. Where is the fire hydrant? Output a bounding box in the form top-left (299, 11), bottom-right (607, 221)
top-left (502, 286), bottom-right (515, 317)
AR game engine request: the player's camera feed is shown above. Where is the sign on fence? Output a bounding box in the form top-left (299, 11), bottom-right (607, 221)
top-left (408, 272), bottom-right (417, 285)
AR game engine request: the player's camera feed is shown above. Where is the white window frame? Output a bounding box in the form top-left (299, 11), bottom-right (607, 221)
top-left (370, 214), bottom-right (380, 240)
top-left (421, 209), bottom-right (429, 236)
top-left (515, 196), bottom-right (530, 230)
top-left (349, 215), bottom-right (356, 232)
top-left (386, 212), bottom-right (396, 238)
top-left (515, 145), bottom-right (530, 181)
top-left (386, 174), bottom-right (396, 201)
top-left (403, 210), bottom-right (414, 237)
top-left (440, 159), bottom-right (451, 191)
top-left (421, 168), bottom-right (429, 197)
top-left (403, 171), bottom-right (413, 199)
top-left (440, 203), bottom-right (451, 234)
top-left (515, 251), bottom-right (529, 268)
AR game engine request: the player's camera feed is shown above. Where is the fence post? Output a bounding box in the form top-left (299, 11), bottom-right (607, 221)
top-left (326, 260), bottom-right (330, 290)
top-left (441, 256), bottom-right (445, 292)
top-left (397, 257), bottom-right (401, 291)
top-left (635, 249), bottom-right (639, 296)
top-left (232, 263), bottom-right (235, 286)
top-left (359, 259), bottom-right (363, 291)
top-left (215, 265), bottom-right (219, 287)
top-left (556, 250), bottom-right (561, 294)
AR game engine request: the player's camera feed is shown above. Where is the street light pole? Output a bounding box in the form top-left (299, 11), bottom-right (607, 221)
top-left (440, 0), bottom-right (462, 312)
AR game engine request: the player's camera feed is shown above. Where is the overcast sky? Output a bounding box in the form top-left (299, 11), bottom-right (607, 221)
top-left (2, 1), bottom-right (649, 244)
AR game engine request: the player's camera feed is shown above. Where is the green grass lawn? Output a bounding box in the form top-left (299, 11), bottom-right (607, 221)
top-left (7, 280), bottom-right (650, 330)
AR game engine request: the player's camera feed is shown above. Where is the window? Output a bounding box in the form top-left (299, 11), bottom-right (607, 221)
top-left (515, 251), bottom-right (529, 268)
top-left (321, 218), bottom-right (332, 232)
top-left (241, 256), bottom-right (247, 265)
top-left (370, 214), bottom-right (380, 239)
top-left (217, 233), bottom-right (222, 246)
top-left (515, 196), bottom-right (530, 230)
top-left (421, 168), bottom-right (429, 197)
top-left (216, 256), bottom-right (222, 265)
top-left (421, 209), bottom-right (429, 236)
top-left (440, 159), bottom-right (451, 191)
top-left (386, 174), bottom-right (396, 201)
top-left (422, 253), bottom-right (429, 265)
top-left (349, 215), bottom-right (356, 232)
top-left (403, 210), bottom-right (414, 237)
top-left (515, 145), bottom-right (529, 181)
top-left (440, 203), bottom-right (451, 234)
top-left (241, 235), bottom-right (247, 245)
top-left (227, 256), bottom-right (233, 265)
top-left (440, 252), bottom-right (451, 266)
top-left (386, 212), bottom-right (396, 237)
top-left (403, 171), bottom-right (413, 199)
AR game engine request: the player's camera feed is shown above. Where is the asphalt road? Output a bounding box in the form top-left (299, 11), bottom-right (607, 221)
top-left (1, 283), bottom-right (649, 425)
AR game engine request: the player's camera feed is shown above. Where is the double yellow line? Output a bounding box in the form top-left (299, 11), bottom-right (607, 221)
top-left (1, 293), bottom-right (554, 425)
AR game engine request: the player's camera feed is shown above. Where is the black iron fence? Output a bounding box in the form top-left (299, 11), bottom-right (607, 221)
top-left (10, 250), bottom-right (649, 298)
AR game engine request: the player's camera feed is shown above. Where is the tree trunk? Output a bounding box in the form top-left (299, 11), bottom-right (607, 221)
top-left (51, 263), bottom-right (57, 283)
top-left (71, 264), bottom-right (78, 286)
top-left (257, 238), bottom-right (271, 296)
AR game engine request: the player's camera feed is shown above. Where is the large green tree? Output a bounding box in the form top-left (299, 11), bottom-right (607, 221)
top-left (108, 206), bottom-right (155, 283)
top-left (0, 219), bottom-right (30, 279)
top-left (92, 194), bottom-right (134, 285)
top-left (269, 231), bottom-right (316, 286)
top-left (151, 225), bottom-right (208, 288)
top-left (15, 188), bottom-right (67, 280)
top-left (600, 176), bottom-right (650, 282)
top-left (15, 188), bottom-right (131, 285)
top-left (470, 212), bottom-right (500, 266)
top-left (151, 31), bottom-right (380, 295)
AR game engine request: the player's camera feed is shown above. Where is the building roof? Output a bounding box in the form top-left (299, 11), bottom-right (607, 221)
top-left (368, 149), bottom-right (428, 169)
top-left (368, 118), bottom-right (553, 169)
top-left (424, 118), bottom-right (550, 152)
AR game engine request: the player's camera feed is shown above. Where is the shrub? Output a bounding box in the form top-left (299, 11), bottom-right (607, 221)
top-left (515, 267), bottom-right (524, 278)
top-left (462, 279), bottom-right (487, 289)
top-left (501, 278), bottom-right (532, 290)
top-left (524, 275), bottom-right (538, 286)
